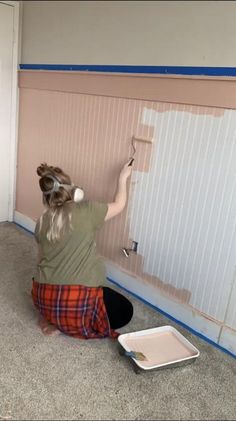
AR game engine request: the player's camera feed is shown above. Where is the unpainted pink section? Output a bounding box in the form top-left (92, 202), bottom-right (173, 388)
top-left (19, 70), bottom-right (235, 110)
top-left (152, 102), bottom-right (225, 117)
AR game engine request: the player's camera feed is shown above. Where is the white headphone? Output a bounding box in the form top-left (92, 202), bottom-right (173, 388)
top-left (43, 174), bottom-right (84, 203)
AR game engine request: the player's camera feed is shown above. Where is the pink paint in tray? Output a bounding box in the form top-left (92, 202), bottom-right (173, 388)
top-left (118, 326), bottom-right (200, 371)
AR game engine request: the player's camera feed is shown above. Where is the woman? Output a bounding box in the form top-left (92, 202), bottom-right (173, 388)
top-left (32, 160), bottom-right (133, 339)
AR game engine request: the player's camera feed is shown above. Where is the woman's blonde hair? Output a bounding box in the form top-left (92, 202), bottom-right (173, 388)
top-left (37, 163), bottom-right (74, 243)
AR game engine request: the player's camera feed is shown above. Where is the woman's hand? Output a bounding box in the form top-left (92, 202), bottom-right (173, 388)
top-left (119, 159), bottom-right (134, 182)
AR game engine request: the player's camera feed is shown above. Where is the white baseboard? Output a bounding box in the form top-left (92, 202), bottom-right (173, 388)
top-left (14, 210), bottom-right (36, 233)
top-left (14, 211), bottom-right (236, 357)
top-left (105, 262), bottom-right (220, 339)
top-left (219, 327), bottom-right (236, 356)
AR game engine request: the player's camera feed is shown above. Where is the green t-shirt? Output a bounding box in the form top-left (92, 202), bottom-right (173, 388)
top-left (35, 201), bottom-right (108, 286)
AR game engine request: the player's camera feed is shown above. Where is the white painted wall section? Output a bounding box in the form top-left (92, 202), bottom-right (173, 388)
top-left (224, 268), bottom-right (236, 329)
top-left (128, 106), bottom-right (236, 325)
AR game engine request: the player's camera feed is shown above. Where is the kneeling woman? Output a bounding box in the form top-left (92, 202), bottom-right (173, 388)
top-left (32, 161), bottom-right (133, 339)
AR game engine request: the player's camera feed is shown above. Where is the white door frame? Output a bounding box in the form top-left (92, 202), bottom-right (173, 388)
top-left (0, 1), bottom-right (21, 221)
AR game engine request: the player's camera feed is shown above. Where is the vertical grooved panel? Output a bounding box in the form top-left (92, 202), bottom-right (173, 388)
top-left (129, 105), bottom-right (236, 323)
top-left (16, 82), bottom-right (236, 330)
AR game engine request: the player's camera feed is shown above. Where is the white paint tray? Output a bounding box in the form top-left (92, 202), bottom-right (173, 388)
top-left (118, 325), bottom-right (200, 371)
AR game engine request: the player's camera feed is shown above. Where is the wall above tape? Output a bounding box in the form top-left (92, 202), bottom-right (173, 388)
top-left (21, 1), bottom-right (236, 68)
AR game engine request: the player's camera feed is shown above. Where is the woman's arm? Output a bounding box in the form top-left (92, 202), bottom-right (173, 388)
top-left (105, 160), bottom-right (133, 221)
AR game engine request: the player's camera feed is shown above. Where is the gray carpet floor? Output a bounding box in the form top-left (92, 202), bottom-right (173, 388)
top-left (0, 222), bottom-right (235, 421)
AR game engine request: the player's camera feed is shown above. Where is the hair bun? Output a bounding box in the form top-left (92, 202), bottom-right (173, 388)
top-left (37, 163), bottom-right (51, 177)
top-left (37, 163), bottom-right (63, 178)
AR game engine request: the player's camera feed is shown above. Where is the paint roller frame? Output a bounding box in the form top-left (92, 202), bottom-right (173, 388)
top-left (129, 135), bottom-right (153, 163)
top-left (132, 135), bottom-right (154, 145)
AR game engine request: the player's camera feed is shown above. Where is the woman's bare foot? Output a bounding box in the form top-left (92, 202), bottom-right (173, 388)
top-left (38, 315), bottom-right (61, 336)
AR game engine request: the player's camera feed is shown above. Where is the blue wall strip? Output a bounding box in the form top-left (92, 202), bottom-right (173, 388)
top-left (13, 222), bottom-right (236, 359)
top-left (19, 64), bottom-right (236, 77)
top-left (107, 277), bottom-right (236, 359)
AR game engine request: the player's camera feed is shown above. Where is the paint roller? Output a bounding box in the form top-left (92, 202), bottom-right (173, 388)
top-left (122, 135), bottom-right (153, 257)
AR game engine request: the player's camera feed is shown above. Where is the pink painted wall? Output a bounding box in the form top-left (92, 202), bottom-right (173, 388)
top-left (16, 86), bottom-right (162, 290)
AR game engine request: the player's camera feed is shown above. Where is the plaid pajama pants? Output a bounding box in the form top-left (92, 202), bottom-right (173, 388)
top-left (31, 279), bottom-right (119, 339)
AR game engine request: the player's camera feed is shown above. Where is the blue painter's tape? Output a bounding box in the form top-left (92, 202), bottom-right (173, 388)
top-left (107, 277), bottom-right (236, 359)
top-left (19, 64), bottom-right (236, 77)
